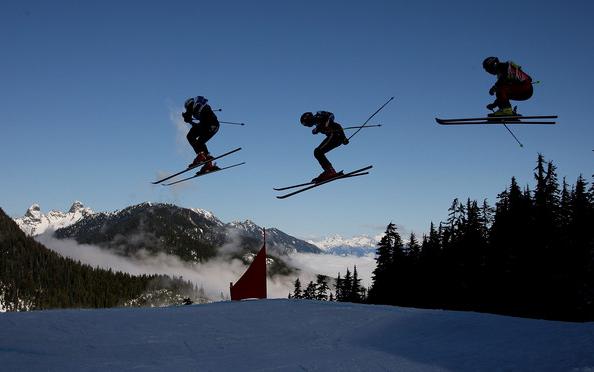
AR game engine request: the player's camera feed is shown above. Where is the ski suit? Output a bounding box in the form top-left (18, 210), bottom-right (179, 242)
top-left (183, 104), bottom-right (220, 156)
top-left (311, 111), bottom-right (347, 171)
top-left (490, 61), bottom-right (533, 109)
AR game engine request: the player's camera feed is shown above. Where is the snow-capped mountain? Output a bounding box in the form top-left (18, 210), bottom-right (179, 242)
top-left (30, 202), bottom-right (320, 260)
top-left (308, 234), bottom-right (379, 256)
top-left (14, 201), bottom-right (93, 236)
top-left (229, 220), bottom-right (322, 254)
top-left (13, 201), bottom-right (323, 257)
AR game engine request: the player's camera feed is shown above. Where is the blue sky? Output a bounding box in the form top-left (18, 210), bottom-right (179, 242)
top-left (1, 0), bottom-right (593, 239)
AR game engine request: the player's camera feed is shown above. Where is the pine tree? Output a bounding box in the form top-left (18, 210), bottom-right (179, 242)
top-left (342, 268), bottom-right (353, 302)
top-left (304, 281), bottom-right (317, 300)
top-left (315, 275), bottom-right (330, 301)
top-left (292, 278), bottom-right (303, 299)
top-left (335, 273), bottom-right (343, 302)
top-left (407, 232), bottom-right (421, 259)
top-left (368, 223), bottom-right (396, 304)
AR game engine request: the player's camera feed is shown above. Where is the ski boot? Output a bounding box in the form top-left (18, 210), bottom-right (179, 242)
top-left (189, 152), bottom-right (207, 168)
top-left (488, 105), bottom-right (521, 117)
top-left (312, 167), bottom-right (338, 183)
top-left (198, 154), bottom-right (220, 174)
top-left (488, 106), bottom-right (521, 122)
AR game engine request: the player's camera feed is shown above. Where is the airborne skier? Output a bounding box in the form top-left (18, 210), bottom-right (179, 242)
top-left (483, 56), bottom-right (533, 117)
top-left (300, 111), bottom-right (349, 183)
top-left (182, 95), bottom-right (220, 174)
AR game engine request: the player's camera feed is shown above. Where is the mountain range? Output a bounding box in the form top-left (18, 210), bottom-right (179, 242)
top-left (14, 201), bottom-right (93, 236)
top-left (308, 234), bottom-right (379, 256)
top-left (14, 202), bottom-right (322, 271)
top-left (14, 202), bottom-right (377, 256)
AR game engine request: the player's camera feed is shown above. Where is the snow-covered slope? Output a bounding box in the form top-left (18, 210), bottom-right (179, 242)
top-left (309, 234), bottom-right (379, 256)
top-left (1, 299), bottom-right (593, 371)
top-left (13, 201), bottom-right (93, 236)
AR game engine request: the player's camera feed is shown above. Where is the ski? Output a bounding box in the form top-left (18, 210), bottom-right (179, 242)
top-left (273, 172), bottom-right (370, 191)
top-left (436, 115), bottom-right (557, 125)
top-left (436, 120), bottom-right (557, 125)
top-left (152, 147), bottom-right (242, 184)
top-left (162, 162), bottom-right (245, 186)
top-left (276, 166), bottom-right (372, 199)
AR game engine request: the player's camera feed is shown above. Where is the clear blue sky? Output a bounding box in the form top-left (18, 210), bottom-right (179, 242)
top-left (1, 0), bottom-right (593, 239)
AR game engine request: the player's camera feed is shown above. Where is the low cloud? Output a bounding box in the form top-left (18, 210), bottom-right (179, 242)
top-left (36, 233), bottom-right (377, 301)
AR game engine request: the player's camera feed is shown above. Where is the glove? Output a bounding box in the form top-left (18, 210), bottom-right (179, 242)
top-left (182, 111), bottom-right (193, 123)
top-left (486, 103), bottom-right (497, 111)
top-left (342, 138), bottom-right (349, 145)
top-left (489, 86), bottom-right (497, 96)
top-left (312, 127), bottom-right (319, 134)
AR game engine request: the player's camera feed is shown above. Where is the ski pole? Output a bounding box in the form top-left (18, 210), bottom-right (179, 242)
top-left (488, 108), bottom-right (524, 147)
top-left (348, 97), bottom-right (395, 141)
top-left (343, 124), bottom-right (382, 130)
top-left (503, 123), bottom-right (524, 148)
top-left (211, 108), bottom-right (245, 125)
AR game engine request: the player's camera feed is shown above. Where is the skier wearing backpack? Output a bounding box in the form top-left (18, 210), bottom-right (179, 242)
top-left (483, 56), bottom-right (533, 117)
top-left (182, 96), bottom-right (220, 173)
top-left (300, 111), bottom-right (349, 183)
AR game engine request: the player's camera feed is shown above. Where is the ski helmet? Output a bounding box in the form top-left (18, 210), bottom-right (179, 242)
top-left (184, 97), bottom-right (195, 111)
top-left (300, 112), bottom-right (314, 127)
top-left (482, 56), bottom-right (499, 74)
top-left (184, 96), bottom-right (208, 112)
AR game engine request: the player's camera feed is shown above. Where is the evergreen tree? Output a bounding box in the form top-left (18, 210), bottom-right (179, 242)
top-left (303, 281), bottom-right (317, 300)
top-left (407, 232), bottom-right (421, 259)
top-left (292, 278), bottom-right (303, 299)
top-left (334, 273), bottom-right (343, 302)
top-left (368, 223), bottom-right (397, 304)
top-left (349, 266), bottom-right (363, 303)
top-left (315, 275), bottom-right (330, 301)
top-left (342, 268), bottom-right (353, 302)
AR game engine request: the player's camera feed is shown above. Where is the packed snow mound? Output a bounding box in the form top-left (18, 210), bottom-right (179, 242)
top-left (1, 300), bottom-right (593, 371)
top-left (14, 201), bottom-right (94, 236)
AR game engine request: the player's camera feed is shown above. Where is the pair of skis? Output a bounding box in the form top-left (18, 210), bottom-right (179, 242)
top-left (152, 148), bottom-right (244, 186)
top-left (435, 115), bottom-right (558, 125)
top-left (435, 115), bottom-right (558, 147)
top-left (274, 166), bottom-right (372, 199)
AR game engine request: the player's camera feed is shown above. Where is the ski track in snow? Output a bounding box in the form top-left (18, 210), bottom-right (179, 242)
top-left (1, 299), bottom-right (593, 371)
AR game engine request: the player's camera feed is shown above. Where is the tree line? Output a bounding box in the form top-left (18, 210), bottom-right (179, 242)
top-left (0, 208), bottom-right (201, 311)
top-left (289, 266), bottom-right (366, 303)
top-left (291, 155), bottom-right (594, 321)
top-left (367, 154), bottom-right (594, 321)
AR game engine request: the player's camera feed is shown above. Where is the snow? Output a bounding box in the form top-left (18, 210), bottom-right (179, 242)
top-left (1, 300), bottom-right (593, 371)
top-left (14, 201), bottom-right (93, 236)
top-left (307, 234), bottom-right (381, 257)
top-left (308, 234), bottom-right (380, 250)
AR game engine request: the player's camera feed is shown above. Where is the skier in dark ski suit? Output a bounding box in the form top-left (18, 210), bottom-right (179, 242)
top-left (182, 96), bottom-right (220, 173)
top-left (300, 111), bottom-right (349, 183)
top-left (483, 56), bottom-right (533, 117)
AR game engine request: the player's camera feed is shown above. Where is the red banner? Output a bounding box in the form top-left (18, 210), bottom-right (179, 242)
top-left (230, 233), bottom-right (267, 301)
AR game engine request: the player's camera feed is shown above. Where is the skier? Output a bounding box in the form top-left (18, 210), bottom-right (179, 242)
top-left (300, 111), bottom-right (349, 183)
top-left (483, 56), bottom-right (533, 117)
top-left (182, 95), bottom-right (220, 173)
